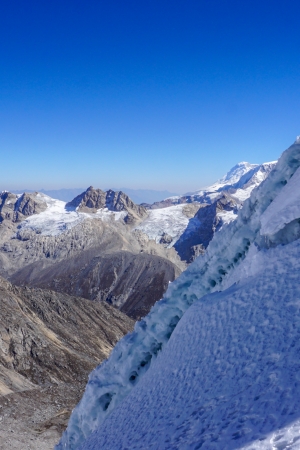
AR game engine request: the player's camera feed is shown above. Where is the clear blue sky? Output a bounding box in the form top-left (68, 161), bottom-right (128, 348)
top-left (1, 0), bottom-right (300, 193)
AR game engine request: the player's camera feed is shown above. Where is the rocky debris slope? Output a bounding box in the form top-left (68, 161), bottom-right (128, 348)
top-left (0, 276), bottom-right (133, 449)
top-left (11, 249), bottom-right (179, 321)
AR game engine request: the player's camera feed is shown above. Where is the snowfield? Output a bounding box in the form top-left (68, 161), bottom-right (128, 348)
top-left (57, 139), bottom-right (299, 450)
top-left (135, 204), bottom-right (190, 246)
top-left (16, 194), bottom-right (126, 236)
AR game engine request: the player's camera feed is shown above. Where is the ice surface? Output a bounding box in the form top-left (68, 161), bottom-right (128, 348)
top-left (57, 141), bottom-right (300, 450)
top-left (260, 165), bottom-right (300, 237)
top-left (16, 194), bottom-right (126, 237)
top-left (81, 239), bottom-right (300, 450)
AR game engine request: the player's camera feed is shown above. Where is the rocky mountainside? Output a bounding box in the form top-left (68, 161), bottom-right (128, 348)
top-left (66, 186), bottom-right (147, 223)
top-left (0, 191), bottom-right (47, 223)
top-left (174, 193), bottom-right (237, 262)
top-left (0, 189), bottom-right (184, 320)
top-left (0, 276), bottom-right (133, 449)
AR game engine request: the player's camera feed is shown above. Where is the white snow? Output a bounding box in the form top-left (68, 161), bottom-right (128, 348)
top-left (190, 161), bottom-right (259, 197)
top-left (260, 165), bottom-right (300, 237)
top-left (56, 140), bottom-right (300, 450)
top-left (80, 239), bottom-right (300, 450)
top-left (135, 204), bottom-right (190, 246)
top-left (217, 209), bottom-right (236, 225)
top-left (16, 194), bottom-right (126, 236)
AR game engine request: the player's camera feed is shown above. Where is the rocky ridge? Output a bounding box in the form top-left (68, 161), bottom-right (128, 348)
top-left (0, 192), bottom-right (47, 223)
top-left (66, 186), bottom-right (147, 223)
top-left (0, 276), bottom-right (133, 449)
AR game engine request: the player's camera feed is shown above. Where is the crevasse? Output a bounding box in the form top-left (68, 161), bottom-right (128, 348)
top-left (56, 140), bottom-right (300, 450)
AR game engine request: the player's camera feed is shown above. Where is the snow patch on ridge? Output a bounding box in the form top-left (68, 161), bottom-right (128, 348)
top-left (136, 161), bottom-right (276, 248)
top-left (16, 194), bottom-right (126, 236)
top-left (135, 204), bottom-right (190, 246)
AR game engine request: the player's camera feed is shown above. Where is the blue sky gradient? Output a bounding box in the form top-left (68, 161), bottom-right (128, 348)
top-left (1, 0), bottom-right (300, 193)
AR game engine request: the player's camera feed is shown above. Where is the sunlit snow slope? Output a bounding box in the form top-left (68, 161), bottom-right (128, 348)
top-left (57, 139), bottom-right (299, 450)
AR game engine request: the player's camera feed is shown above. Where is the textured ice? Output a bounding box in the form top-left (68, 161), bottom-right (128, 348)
top-left (260, 165), bottom-right (300, 236)
top-left (81, 239), bottom-right (300, 450)
top-left (57, 140), bottom-right (300, 450)
top-left (17, 194), bottom-right (126, 236)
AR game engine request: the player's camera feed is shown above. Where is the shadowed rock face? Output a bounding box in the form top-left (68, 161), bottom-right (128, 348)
top-left (67, 186), bottom-right (147, 223)
top-left (0, 192), bottom-right (47, 223)
top-left (174, 194), bottom-right (237, 263)
top-left (0, 276), bottom-right (134, 448)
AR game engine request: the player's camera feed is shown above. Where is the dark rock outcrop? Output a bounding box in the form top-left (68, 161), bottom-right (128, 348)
top-left (0, 276), bottom-right (133, 389)
top-left (67, 186), bottom-right (147, 223)
top-left (0, 191), bottom-right (47, 223)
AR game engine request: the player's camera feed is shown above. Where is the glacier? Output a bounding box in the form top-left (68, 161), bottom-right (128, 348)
top-left (57, 139), bottom-right (300, 449)
top-left (16, 194), bottom-right (126, 237)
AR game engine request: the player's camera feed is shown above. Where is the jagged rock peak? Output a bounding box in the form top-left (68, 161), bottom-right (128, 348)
top-left (0, 191), bottom-right (47, 223)
top-left (67, 186), bottom-right (147, 222)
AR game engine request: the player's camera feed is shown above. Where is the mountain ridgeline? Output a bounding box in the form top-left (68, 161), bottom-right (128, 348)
top-left (66, 186), bottom-right (147, 223)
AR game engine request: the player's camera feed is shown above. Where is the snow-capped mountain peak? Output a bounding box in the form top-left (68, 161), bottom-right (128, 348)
top-left (217, 161), bottom-right (258, 186)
